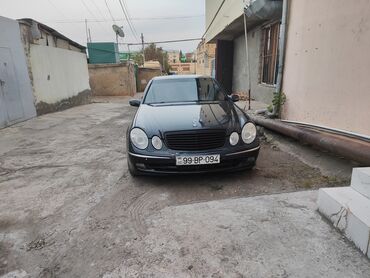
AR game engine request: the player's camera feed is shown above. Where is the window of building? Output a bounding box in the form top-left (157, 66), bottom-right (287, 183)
top-left (260, 22), bottom-right (280, 85)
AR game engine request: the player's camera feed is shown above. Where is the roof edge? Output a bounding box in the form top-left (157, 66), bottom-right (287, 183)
top-left (17, 18), bottom-right (86, 50)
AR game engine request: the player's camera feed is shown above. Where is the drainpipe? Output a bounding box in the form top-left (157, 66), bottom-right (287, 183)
top-left (252, 117), bottom-right (370, 165)
top-left (268, 0), bottom-right (288, 118)
top-left (243, 12), bottom-right (252, 111)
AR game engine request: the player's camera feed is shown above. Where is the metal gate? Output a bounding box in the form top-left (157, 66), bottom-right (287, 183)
top-left (0, 16), bottom-right (37, 129)
top-left (0, 47), bottom-right (25, 127)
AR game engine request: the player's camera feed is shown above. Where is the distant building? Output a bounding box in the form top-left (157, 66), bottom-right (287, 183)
top-left (185, 52), bottom-right (196, 63)
top-left (196, 39), bottom-right (216, 76)
top-left (87, 42), bottom-right (119, 64)
top-left (169, 62), bottom-right (196, 75)
top-left (143, 60), bottom-right (162, 70)
top-left (167, 50), bottom-right (180, 63)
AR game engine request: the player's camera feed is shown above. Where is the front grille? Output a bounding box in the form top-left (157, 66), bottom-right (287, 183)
top-left (165, 129), bottom-right (226, 151)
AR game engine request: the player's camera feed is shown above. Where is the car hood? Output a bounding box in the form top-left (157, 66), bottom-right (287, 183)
top-left (133, 102), bottom-right (244, 137)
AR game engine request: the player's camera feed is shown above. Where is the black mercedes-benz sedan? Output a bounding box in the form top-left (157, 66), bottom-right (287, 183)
top-left (127, 75), bottom-right (260, 175)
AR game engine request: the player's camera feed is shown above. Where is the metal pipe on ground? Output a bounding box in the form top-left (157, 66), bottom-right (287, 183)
top-left (252, 117), bottom-right (370, 165)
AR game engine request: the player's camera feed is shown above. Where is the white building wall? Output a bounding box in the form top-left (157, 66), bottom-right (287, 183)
top-left (282, 0), bottom-right (370, 136)
top-left (30, 45), bottom-right (90, 104)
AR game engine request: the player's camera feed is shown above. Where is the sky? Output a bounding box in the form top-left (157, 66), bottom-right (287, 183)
top-left (1, 0), bottom-right (205, 53)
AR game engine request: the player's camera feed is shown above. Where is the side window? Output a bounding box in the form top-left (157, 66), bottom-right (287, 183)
top-left (213, 80), bottom-right (226, 101)
top-left (198, 78), bottom-right (227, 101)
top-left (198, 78), bottom-right (210, 100)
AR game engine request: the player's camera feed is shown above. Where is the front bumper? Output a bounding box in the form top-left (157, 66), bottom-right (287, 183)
top-left (128, 146), bottom-right (260, 175)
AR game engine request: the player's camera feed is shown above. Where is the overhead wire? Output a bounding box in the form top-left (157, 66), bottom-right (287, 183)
top-left (90, 0), bottom-right (109, 22)
top-left (123, 38), bottom-right (202, 46)
top-left (87, 37), bottom-right (202, 55)
top-left (104, 0), bottom-right (117, 24)
top-left (120, 0), bottom-right (139, 39)
top-left (79, 0), bottom-right (110, 34)
top-left (202, 0), bottom-right (226, 38)
top-left (117, 0), bottom-right (139, 42)
top-left (46, 15), bottom-right (204, 24)
top-left (47, 0), bottom-right (68, 19)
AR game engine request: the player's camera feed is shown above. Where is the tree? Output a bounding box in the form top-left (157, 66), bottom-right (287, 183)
top-left (131, 52), bottom-right (143, 65)
top-left (142, 43), bottom-right (169, 73)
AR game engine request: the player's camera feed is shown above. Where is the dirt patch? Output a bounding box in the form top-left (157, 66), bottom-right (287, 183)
top-left (0, 100), bottom-right (356, 277)
top-left (0, 242), bottom-right (16, 276)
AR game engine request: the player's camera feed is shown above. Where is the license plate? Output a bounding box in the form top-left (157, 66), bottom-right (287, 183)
top-left (176, 154), bottom-right (220, 166)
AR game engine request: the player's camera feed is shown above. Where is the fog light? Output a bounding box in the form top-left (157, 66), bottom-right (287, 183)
top-left (136, 163), bottom-right (146, 169)
top-left (229, 132), bottom-right (239, 146)
top-left (152, 136), bottom-right (163, 150)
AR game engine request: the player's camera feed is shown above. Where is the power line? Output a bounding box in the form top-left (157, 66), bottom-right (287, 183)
top-left (104, 0), bottom-right (117, 24)
top-left (46, 15), bottom-right (204, 24)
top-left (79, 0), bottom-right (109, 34)
top-left (121, 0), bottom-right (132, 21)
top-left (47, 0), bottom-right (68, 19)
top-left (87, 38), bottom-right (201, 54)
top-left (90, 0), bottom-right (109, 22)
top-left (202, 0), bottom-right (226, 38)
top-left (122, 37), bottom-right (202, 46)
top-left (121, 0), bottom-right (138, 39)
top-left (80, 0), bottom-right (99, 22)
top-left (117, 0), bottom-right (139, 41)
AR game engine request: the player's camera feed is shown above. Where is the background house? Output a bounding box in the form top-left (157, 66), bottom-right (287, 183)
top-left (167, 50), bottom-right (180, 63)
top-left (185, 52), bottom-right (196, 63)
top-left (196, 39), bottom-right (216, 76)
top-left (86, 42), bottom-right (137, 97)
top-left (169, 62), bottom-right (196, 75)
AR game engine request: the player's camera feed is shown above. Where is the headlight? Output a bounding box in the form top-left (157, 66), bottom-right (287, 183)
top-left (229, 132), bottom-right (239, 146)
top-left (130, 128), bottom-right (148, 149)
top-left (241, 122), bottom-right (257, 144)
top-left (151, 136), bottom-right (163, 150)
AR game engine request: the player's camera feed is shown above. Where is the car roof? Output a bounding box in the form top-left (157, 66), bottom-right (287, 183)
top-left (152, 75), bottom-right (211, 81)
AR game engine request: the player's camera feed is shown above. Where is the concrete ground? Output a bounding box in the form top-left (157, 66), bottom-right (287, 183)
top-left (0, 98), bottom-right (368, 277)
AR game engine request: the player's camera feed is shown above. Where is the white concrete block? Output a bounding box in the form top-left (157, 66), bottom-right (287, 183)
top-left (351, 167), bottom-right (370, 199)
top-left (318, 187), bottom-right (370, 258)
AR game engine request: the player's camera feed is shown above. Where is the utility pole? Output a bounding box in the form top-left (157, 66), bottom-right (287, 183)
top-left (127, 44), bottom-right (131, 61)
top-left (162, 51), bottom-right (165, 72)
top-left (88, 28), bottom-right (92, 43)
top-left (243, 13), bottom-right (251, 111)
top-left (85, 19), bottom-right (89, 43)
top-left (141, 33), bottom-right (145, 64)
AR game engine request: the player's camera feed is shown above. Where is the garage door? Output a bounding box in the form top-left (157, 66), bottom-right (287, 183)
top-left (0, 47), bottom-right (25, 127)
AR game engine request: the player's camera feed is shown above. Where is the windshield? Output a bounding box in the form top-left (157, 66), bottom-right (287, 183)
top-left (143, 78), bottom-right (227, 104)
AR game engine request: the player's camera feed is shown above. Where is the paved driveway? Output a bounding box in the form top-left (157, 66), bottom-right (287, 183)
top-left (0, 99), bottom-right (368, 277)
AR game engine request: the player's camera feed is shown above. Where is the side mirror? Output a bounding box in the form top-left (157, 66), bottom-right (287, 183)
top-left (129, 99), bottom-right (141, 107)
top-left (230, 94), bottom-right (239, 102)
